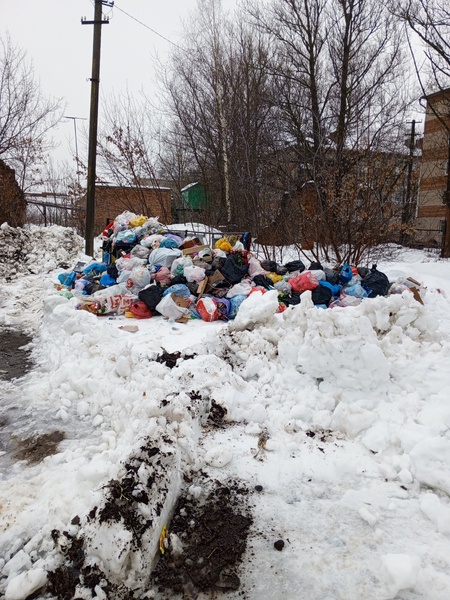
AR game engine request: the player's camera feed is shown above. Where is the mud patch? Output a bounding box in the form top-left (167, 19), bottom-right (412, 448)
top-left (156, 350), bottom-right (182, 369)
top-left (206, 399), bottom-right (228, 428)
top-left (0, 327), bottom-right (33, 380)
top-left (12, 430), bottom-right (66, 464)
top-left (155, 350), bottom-right (196, 369)
top-left (152, 480), bottom-right (252, 597)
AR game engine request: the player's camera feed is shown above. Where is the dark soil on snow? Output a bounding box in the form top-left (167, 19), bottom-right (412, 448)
top-left (0, 327), bottom-right (33, 380)
top-left (152, 480), bottom-right (253, 598)
top-left (46, 424), bottom-right (253, 600)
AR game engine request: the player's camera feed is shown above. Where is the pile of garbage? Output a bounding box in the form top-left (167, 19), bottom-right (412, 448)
top-left (55, 211), bottom-right (426, 323)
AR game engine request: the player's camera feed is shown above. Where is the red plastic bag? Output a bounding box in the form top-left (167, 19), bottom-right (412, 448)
top-left (196, 297), bottom-right (219, 322)
top-left (289, 271), bottom-right (319, 293)
top-left (128, 301), bottom-right (153, 319)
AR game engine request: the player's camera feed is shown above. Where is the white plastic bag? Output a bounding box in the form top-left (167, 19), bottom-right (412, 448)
top-left (155, 294), bottom-right (190, 320)
top-left (125, 265), bottom-right (151, 295)
top-left (184, 265), bottom-right (206, 283)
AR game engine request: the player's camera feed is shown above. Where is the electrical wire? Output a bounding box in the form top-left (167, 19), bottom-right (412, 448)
top-left (113, 4), bottom-right (179, 47)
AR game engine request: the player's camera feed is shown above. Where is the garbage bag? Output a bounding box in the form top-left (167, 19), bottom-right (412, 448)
top-left (125, 265), bottom-right (151, 295)
top-left (228, 294), bottom-right (247, 319)
top-left (318, 280), bottom-right (341, 296)
top-left (339, 264), bottom-right (353, 284)
top-left (139, 285), bottom-right (164, 310)
top-left (311, 285), bottom-right (333, 306)
top-left (107, 263), bottom-right (119, 280)
top-left (128, 301), bottom-right (153, 319)
top-left (152, 266), bottom-right (171, 286)
top-left (309, 261), bottom-right (323, 271)
top-left (149, 247), bottom-right (182, 269)
top-left (260, 260), bottom-right (277, 272)
top-left (99, 273), bottom-right (116, 287)
top-left (253, 274), bottom-right (274, 290)
top-left (93, 284), bottom-right (137, 314)
top-left (344, 282), bottom-right (368, 298)
top-left (130, 245), bottom-right (150, 260)
top-left (196, 297), bottom-right (219, 322)
top-left (58, 272), bottom-right (77, 288)
top-left (184, 265), bottom-right (206, 283)
top-left (221, 255), bottom-right (249, 284)
top-left (284, 260), bottom-right (305, 273)
top-left (84, 262), bottom-right (107, 276)
top-left (155, 293), bottom-right (190, 320)
top-left (361, 264), bottom-right (390, 297)
top-left (160, 237), bottom-right (179, 249)
top-left (248, 256), bottom-right (267, 278)
top-left (289, 271), bottom-right (319, 292)
top-left (214, 297), bottom-right (231, 320)
top-left (162, 283), bottom-right (191, 298)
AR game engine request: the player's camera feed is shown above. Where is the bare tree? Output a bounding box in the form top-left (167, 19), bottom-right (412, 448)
top-left (250, 0), bottom-right (414, 264)
top-left (96, 92), bottom-right (170, 219)
top-left (392, 0), bottom-right (450, 93)
top-left (162, 0), bottom-right (278, 231)
top-left (0, 34), bottom-right (63, 191)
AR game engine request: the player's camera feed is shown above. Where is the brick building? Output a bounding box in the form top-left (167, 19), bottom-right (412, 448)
top-left (0, 159), bottom-right (26, 227)
top-left (80, 184), bottom-right (173, 234)
top-left (415, 88), bottom-right (450, 247)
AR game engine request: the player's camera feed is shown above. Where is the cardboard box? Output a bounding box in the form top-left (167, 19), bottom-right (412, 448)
top-left (405, 277), bottom-right (425, 305)
top-left (205, 270), bottom-right (225, 293)
top-left (182, 244), bottom-right (210, 257)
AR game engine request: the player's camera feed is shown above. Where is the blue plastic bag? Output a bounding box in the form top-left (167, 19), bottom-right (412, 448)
top-left (58, 272), bottom-right (77, 288)
top-left (162, 283), bottom-right (191, 298)
top-left (339, 264), bottom-right (353, 284)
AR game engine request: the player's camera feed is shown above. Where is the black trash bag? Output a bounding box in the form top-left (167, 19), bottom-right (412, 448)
top-left (357, 266), bottom-right (370, 278)
top-left (282, 292), bottom-right (302, 306)
top-left (107, 262), bottom-right (119, 280)
top-left (221, 255), bottom-right (249, 284)
top-left (311, 285), bottom-right (332, 306)
top-left (169, 275), bottom-right (188, 286)
top-left (309, 261), bottom-right (324, 271)
top-left (283, 260), bottom-right (306, 273)
top-left (260, 260), bottom-right (278, 272)
top-left (138, 284), bottom-right (164, 311)
top-left (276, 265), bottom-right (288, 275)
top-left (361, 264), bottom-right (390, 297)
top-left (84, 281), bottom-right (104, 295)
top-left (253, 274), bottom-right (274, 290)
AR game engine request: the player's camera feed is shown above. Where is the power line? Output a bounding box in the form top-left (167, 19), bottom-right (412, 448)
top-left (114, 4), bottom-right (179, 48)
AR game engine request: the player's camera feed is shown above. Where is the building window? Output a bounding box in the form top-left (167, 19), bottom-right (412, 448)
top-left (440, 219), bottom-right (446, 233)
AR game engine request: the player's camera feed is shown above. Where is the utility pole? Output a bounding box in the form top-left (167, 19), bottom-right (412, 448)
top-left (81, 1), bottom-right (111, 256)
top-left (402, 119), bottom-right (419, 244)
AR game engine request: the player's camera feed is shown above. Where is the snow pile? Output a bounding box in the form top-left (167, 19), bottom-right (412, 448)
top-left (1, 247), bottom-right (450, 599)
top-left (0, 224), bottom-right (84, 280)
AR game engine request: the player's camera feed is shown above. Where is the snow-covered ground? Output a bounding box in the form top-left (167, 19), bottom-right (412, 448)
top-left (1, 226), bottom-right (450, 600)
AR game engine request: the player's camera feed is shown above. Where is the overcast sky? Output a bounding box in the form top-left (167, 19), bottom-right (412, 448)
top-left (0, 0), bottom-right (237, 166)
